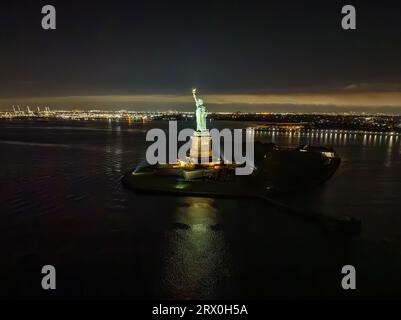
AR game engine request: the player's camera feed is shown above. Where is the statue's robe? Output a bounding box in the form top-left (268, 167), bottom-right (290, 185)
top-left (196, 105), bottom-right (207, 132)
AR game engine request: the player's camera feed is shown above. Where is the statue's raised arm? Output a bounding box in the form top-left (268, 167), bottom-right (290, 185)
top-left (192, 88), bottom-right (200, 107)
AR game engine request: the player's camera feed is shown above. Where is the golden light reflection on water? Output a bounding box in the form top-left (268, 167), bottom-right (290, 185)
top-left (162, 197), bottom-right (230, 299)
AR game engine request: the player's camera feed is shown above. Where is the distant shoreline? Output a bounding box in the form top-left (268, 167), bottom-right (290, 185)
top-left (1, 113), bottom-right (400, 134)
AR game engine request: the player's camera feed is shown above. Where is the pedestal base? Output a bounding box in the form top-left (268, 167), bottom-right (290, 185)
top-left (189, 131), bottom-right (213, 164)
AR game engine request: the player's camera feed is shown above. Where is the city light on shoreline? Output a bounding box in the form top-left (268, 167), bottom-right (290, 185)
top-left (1, 108), bottom-right (400, 135)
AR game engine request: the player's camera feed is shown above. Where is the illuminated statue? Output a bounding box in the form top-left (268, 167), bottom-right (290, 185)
top-left (192, 88), bottom-right (208, 132)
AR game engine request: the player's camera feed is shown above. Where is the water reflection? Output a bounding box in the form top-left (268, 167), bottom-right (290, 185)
top-left (163, 197), bottom-right (230, 299)
top-left (1, 120), bottom-right (401, 299)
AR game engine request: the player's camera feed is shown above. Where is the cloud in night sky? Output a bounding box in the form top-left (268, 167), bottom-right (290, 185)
top-left (2, 1), bottom-right (401, 114)
top-left (2, 84), bottom-right (401, 113)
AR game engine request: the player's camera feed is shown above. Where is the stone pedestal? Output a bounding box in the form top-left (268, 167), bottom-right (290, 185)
top-left (190, 131), bottom-right (213, 164)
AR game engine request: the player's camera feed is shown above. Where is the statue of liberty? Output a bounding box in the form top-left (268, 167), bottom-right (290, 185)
top-left (192, 88), bottom-right (207, 132)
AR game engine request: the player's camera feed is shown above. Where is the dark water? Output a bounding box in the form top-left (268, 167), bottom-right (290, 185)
top-left (1, 119), bottom-right (401, 299)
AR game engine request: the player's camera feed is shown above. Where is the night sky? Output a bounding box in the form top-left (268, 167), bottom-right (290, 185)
top-left (1, 0), bottom-right (401, 112)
